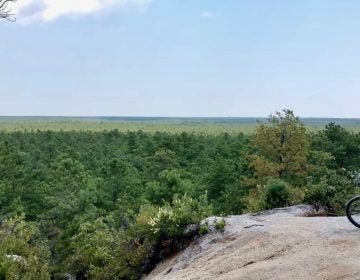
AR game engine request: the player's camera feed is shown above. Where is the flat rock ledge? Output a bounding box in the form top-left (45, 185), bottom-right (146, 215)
top-left (144, 205), bottom-right (360, 280)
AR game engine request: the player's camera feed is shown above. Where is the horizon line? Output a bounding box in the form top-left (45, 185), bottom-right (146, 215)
top-left (0, 115), bottom-right (359, 120)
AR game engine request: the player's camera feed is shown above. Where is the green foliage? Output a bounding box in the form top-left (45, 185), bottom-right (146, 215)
top-left (61, 195), bottom-right (211, 279)
top-left (244, 179), bottom-right (291, 212)
top-left (263, 179), bottom-right (290, 209)
top-left (214, 218), bottom-right (226, 231)
top-left (0, 215), bottom-right (50, 280)
top-left (248, 110), bottom-right (310, 186)
top-left (219, 184), bottom-right (248, 214)
top-left (308, 150), bottom-right (335, 182)
top-left (304, 171), bottom-right (359, 214)
top-left (64, 219), bottom-right (115, 279)
top-left (145, 170), bottom-right (195, 205)
top-left (0, 112), bottom-right (357, 278)
top-left (205, 159), bottom-right (237, 200)
top-left (199, 224), bottom-right (209, 235)
top-left (136, 194), bottom-right (212, 239)
top-left (312, 122), bottom-right (360, 170)
top-left (1, 116), bottom-right (360, 134)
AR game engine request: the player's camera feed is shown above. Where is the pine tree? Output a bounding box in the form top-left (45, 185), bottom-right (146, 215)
top-left (249, 109), bottom-right (310, 185)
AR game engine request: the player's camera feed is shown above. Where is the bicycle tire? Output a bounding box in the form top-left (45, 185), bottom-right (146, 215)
top-left (346, 196), bottom-right (360, 228)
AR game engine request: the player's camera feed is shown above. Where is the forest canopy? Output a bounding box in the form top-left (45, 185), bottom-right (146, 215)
top-left (0, 110), bottom-right (358, 279)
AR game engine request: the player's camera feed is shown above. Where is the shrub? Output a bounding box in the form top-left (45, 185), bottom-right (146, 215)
top-left (199, 224), bottom-right (209, 235)
top-left (263, 179), bottom-right (290, 209)
top-left (107, 194), bottom-right (213, 278)
top-left (0, 215), bottom-right (50, 280)
top-left (288, 187), bottom-right (306, 205)
top-left (304, 171), bottom-right (360, 214)
top-left (136, 194), bottom-right (212, 239)
top-left (215, 218), bottom-right (226, 231)
top-left (244, 185), bottom-right (266, 213)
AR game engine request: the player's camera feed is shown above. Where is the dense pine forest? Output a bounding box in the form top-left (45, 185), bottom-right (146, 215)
top-left (0, 110), bottom-right (359, 279)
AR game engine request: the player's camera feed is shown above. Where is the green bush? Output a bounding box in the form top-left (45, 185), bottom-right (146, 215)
top-left (215, 218), bottom-right (226, 231)
top-left (63, 195), bottom-right (213, 279)
top-left (263, 179), bottom-right (290, 209)
top-left (304, 171), bottom-right (360, 214)
top-left (199, 224), bottom-right (209, 235)
top-left (136, 194), bottom-right (212, 239)
top-left (0, 215), bottom-right (50, 280)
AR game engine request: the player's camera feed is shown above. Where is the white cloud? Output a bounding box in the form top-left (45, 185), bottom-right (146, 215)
top-left (14, 0), bottom-right (153, 22)
top-left (200, 11), bottom-right (215, 19)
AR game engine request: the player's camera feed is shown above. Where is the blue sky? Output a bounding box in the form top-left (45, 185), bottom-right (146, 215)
top-left (1, 0), bottom-right (360, 117)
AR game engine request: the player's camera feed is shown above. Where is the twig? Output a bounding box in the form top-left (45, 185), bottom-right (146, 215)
top-left (244, 224), bottom-right (264, 229)
top-left (0, 0), bottom-right (16, 21)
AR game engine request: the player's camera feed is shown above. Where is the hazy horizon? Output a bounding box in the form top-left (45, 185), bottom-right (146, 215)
top-left (0, 115), bottom-right (359, 120)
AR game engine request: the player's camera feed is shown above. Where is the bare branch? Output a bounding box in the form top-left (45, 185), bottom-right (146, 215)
top-left (0, 0), bottom-right (16, 22)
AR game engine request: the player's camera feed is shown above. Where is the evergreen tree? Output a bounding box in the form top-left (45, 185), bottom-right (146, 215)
top-left (249, 109), bottom-right (310, 185)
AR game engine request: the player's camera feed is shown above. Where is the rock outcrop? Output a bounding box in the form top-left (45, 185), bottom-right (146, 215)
top-left (145, 205), bottom-right (360, 280)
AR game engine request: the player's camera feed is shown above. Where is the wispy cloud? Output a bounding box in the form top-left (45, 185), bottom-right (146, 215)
top-left (116, 26), bottom-right (127, 33)
top-left (200, 11), bottom-right (215, 19)
top-left (14, 0), bottom-right (153, 22)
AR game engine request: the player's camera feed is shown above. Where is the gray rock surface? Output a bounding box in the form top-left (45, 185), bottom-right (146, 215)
top-left (144, 205), bottom-right (360, 280)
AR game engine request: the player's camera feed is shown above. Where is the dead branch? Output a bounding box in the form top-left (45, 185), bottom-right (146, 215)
top-left (0, 0), bottom-right (16, 22)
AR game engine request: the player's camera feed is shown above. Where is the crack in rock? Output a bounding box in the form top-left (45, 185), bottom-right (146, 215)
top-left (239, 247), bottom-right (289, 269)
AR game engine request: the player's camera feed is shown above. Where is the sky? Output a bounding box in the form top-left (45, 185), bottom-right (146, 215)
top-left (1, 0), bottom-right (360, 117)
